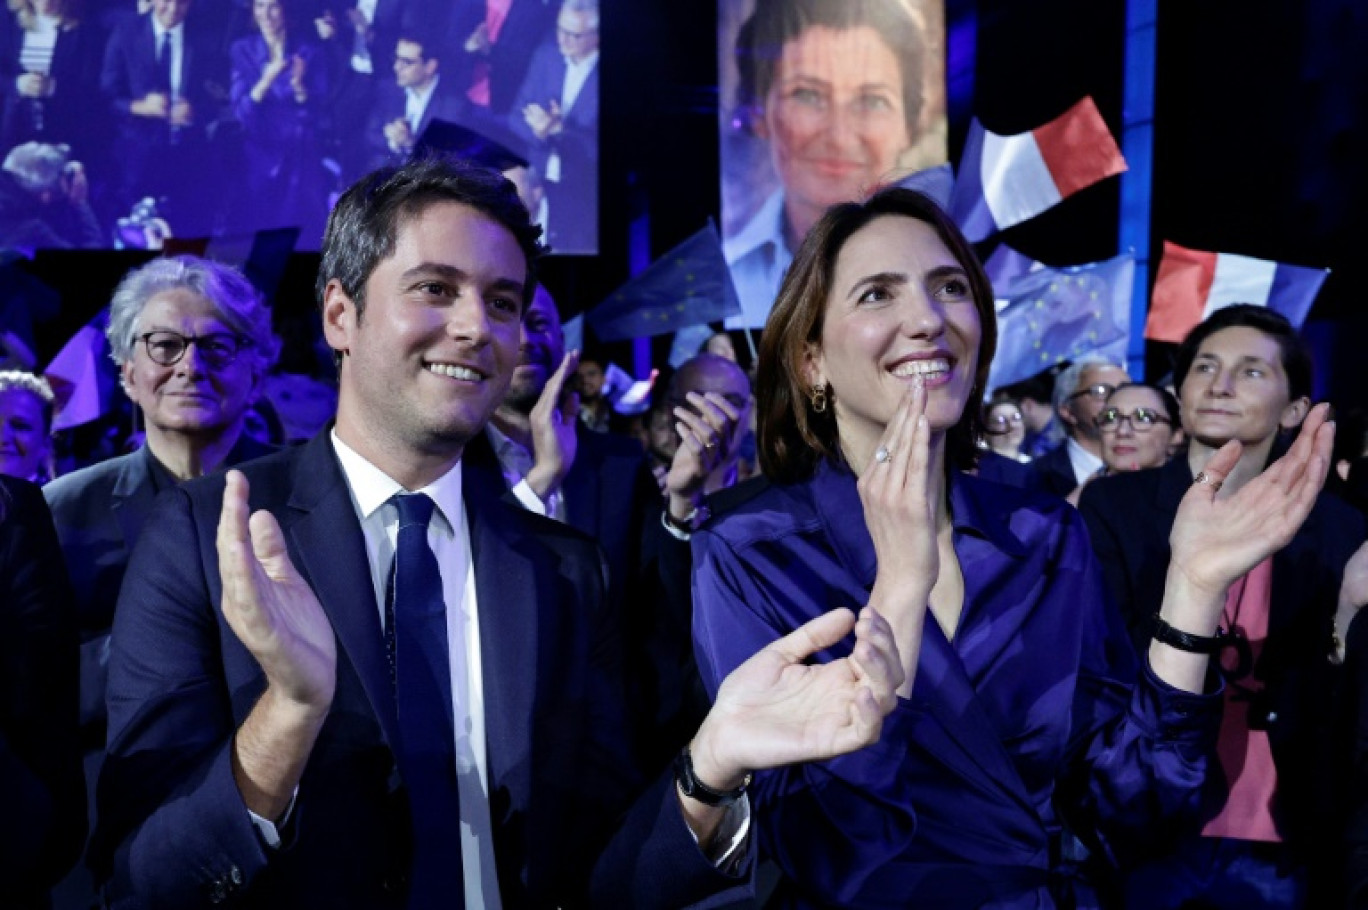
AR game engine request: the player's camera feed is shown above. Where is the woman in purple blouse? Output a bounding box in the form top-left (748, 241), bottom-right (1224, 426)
top-left (229, 0), bottom-right (329, 241)
top-left (690, 187), bottom-right (1336, 908)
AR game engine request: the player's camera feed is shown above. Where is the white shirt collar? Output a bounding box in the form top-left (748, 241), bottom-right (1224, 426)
top-left (330, 430), bottom-right (463, 533)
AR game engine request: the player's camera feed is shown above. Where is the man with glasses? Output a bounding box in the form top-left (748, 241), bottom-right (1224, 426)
top-left (509, 0), bottom-right (599, 252)
top-left (43, 255), bottom-right (279, 900)
top-left (367, 33), bottom-right (468, 171)
top-left (1030, 354), bottom-right (1129, 498)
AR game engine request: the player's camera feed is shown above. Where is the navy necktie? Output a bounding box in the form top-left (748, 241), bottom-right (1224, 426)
top-left (385, 493), bottom-right (466, 908)
top-left (157, 31), bottom-right (173, 95)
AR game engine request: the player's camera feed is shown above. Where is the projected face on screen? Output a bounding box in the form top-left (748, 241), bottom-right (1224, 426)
top-left (720, 0), bottom-right (946, 329)
top-left (755, 25), bottom-right (910, 234)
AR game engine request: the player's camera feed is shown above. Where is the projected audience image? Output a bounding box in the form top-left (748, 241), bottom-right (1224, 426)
top-left (0, 0), bottom-right (600, 253)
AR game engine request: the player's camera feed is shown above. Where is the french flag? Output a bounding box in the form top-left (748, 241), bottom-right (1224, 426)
top-left (1143, 241), bottom-right (1329, 343)
top-left (949, 97), bottom-right (1127, 242)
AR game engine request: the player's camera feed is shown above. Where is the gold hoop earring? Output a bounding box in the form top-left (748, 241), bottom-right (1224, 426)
top-left (810, 384), bottom-right (829, 414)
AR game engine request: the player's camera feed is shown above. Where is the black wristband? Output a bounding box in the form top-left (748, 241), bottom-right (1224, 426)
top-left (674, 748), bottom-right (751, 807)
top-left (1151, 614), bottom-right (1225, 654)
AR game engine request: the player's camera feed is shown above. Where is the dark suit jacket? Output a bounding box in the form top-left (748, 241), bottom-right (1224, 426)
top-left (91, 432), bottom-right (749, 908)
top-left (365, 76), bottom-right (471, 171)
top-left (0, 477), bottom-right (85, 908)
top-left (1077, 456), bottom-right (1365, 886)
top-left (447, 0), bottom-right (554, 115)
top-left (0, 15), bottom-right (106, 155)
top-left (1030, 441), bottom-right (1080, 498)
top-left (465, 428), bottom-right (702, 770)
top-left (508, 38), bottom-right (598, 253)
top-left (44, 436), bottom-right (276, 639)
top-left (99, 14), bottom-right (222, 134)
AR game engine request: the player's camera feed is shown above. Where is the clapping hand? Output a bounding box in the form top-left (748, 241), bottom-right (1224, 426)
top-left (216, 470), bottom-right (336, 715)
top-left (1168, 402), bottom-right (1333, 606)
top-left (524, 350), bottom-right (581, 504)
top-left (664, 391), bottom-right (745, 518)
top-left (689, 607), bottom-right (903, 793)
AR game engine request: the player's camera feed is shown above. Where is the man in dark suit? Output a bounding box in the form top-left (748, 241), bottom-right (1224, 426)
top-left (1030, 355), bottom-right (1128, 498)
top-left (448, 0), bottom-right (555, 116)
top-left (0, 477), bottom-right (85, 909)
top-left (99, 0), bottom-right (226, 235)
top-left (92, 158), bottom-right (903, 907)
top-left (364, 33), bottom-right (471, 174)
top-left (508, 0), bottom-right (598, 253)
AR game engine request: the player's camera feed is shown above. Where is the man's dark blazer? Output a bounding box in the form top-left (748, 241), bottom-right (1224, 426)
top-left (99, 13), bottom-right (222, 137)
top-left (446, 0), bottom-right (555, 115)
top-left (1077, 456), bottom-right (1366, 892)
top-left (91, 432), bottom-right (748, 908)
top-left (508, 38), bottom-right (598, 253)
top-left (365, 76), bottom-right (471, 172)
top-left (0, 477), bottom-right (85, 908)
top-left (45, 436), bottom-right (276, 640)
top-left (1030, 441), bottom-right (1080, 498)
top-left (464, 427), bottom-right (700, 770)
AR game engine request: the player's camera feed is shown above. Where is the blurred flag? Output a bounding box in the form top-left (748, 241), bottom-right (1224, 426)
top-left (587, 221), bottom-right (741, 341)
top-left (613, 369), bottom-right (659, 416)
top-left (988, 253), bottom-right (1135, 390)
top-left (982, 243), bottom-right (1044, 294)
top-left (162, 227), bottom-right (300, 301)
top-left (561, 314), bottom-right (583, 355)
top-left (44, 308), bottom-right (117, 431)
top-left (1144, 240), bottom-right (1328, 342)
top-left (950, 97), bottom-right (1127, 242)
top-left (669, 324), bottom-right (716, 368)
top-left (892, 162), bottom-right (955, 209)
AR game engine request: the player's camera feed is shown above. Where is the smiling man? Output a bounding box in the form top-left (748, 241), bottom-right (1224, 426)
top-left (92, 158), bottom-right (904, 908)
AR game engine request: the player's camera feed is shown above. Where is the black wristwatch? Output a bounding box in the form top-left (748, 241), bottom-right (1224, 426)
top-left (1151, 614), bottom-right (1226, 654)
top-left (674, 748), bottom-right (751, 807)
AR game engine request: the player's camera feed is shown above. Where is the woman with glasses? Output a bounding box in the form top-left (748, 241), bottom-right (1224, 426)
top-left (1078, 305), bottom-right (1368, 908)
top-left (981, 394), bottom-right (1030, 462)
top-left (41, 256), bottom-right (280, 901)
top-left (1095, 382), bottom-right (1182, 474)
top-left (692, 190), bottom-right (1336, 907)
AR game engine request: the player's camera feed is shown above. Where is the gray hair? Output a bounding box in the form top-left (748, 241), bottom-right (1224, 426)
top-left (560, 0), bottom-right (598, 28)
top-left (3, 141), bottom-right (69, 194)
top-left (0, 369), bottom-right (55, 427)
top-left (105, 256), bottom-right (281, 376)
top-left (1051, 355), bottom-right (1123, 416)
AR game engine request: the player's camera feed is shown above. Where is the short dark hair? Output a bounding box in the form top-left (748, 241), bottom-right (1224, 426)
top-left (1172, 304), bottom-right (1312, 402)
top-left (756, 186), bottom-right (996, 482)
top-left (316, 156), bottom-right (545, 319)
top-left (734, 0), bottom-right (925, 140)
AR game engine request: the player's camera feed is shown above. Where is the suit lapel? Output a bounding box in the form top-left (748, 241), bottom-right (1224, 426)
top-left (111, 447), bottom-right (161, 555)
top-left (284, 436), bottom-right (400, 747)
top-left (464, 472), bottom-right (544, 803)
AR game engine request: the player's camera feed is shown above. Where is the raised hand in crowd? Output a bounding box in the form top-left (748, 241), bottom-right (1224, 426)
top-left (523, 349), bottom-right (581, 503)
top-left (665, 389), bottom-right (743, 523)
top-left (130, 90), bottom-right (170, 119)
top-left (216, 470), bottom-right (336, 822)
top-left (1152, 401), bottom-right (1335, 691)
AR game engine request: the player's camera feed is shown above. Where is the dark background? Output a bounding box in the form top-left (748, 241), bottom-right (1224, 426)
top-left (24, 0), bottom-right (1368, 410)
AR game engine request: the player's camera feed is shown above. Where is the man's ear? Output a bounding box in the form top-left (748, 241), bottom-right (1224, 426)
top-left (120, 358), bottom-right (136, 399)
top-left (1280, 395), bottom-right (1311, 432)
top-left (321, 279), bottom-right (356, 359)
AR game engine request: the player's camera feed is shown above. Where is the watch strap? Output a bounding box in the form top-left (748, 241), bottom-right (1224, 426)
top-left (674, 748), bottom-right (751, 807)
top-left (1151, 613), bottom-right (1225, 654)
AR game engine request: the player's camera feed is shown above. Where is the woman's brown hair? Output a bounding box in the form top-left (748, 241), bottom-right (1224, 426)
top-left (756, 186), bottom-right (997, 483)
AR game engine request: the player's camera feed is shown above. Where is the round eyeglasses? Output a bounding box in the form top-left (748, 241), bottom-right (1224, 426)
top-left (1067, 383), bottom-right (1117, 403)
top-left (138, 331), bottom-right (251, 369)
top-left (1096, 407), bottom-right (1172, 433)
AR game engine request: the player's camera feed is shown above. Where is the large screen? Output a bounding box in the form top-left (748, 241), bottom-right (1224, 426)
top-left (718, 0), bottom-right (947, 328)
top-left (0, 0), bottom-right (600, 254)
